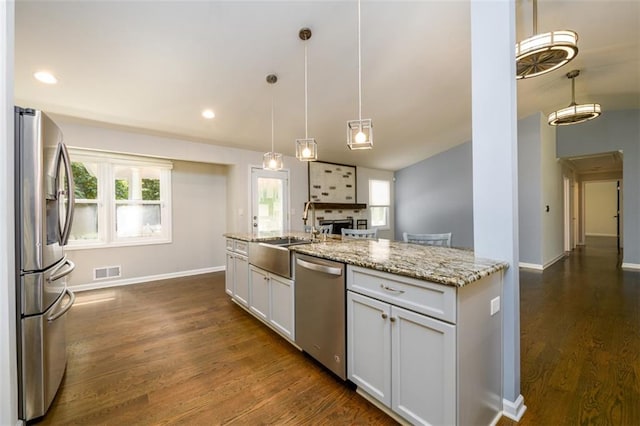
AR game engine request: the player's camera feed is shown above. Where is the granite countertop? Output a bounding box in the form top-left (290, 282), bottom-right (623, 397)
top-left (223, 232), bottom-right (314, 242)
top-left (224, 233), bottom-right (508, 287)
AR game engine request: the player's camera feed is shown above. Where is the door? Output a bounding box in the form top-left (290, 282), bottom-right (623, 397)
top-left (249, 266), bottom-right (269, 321)
top-left (225, 252), bottom-right (235, 296)
top-left (270, 274), bottom-right (294, 339)
top-left (234, 255), bottom-right (249, 307)
top-left (347, 291), bottom-right (391, 406)
top-left (250, 167), bottom-right (289, 235)
top-left (20, 287), bottom-right (75, 421)
top-left (392, 305), bottom-right (456, 426)
top-left (16, 109), bottom-right (75, 272)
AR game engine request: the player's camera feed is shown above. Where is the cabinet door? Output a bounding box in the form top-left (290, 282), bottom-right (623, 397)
top-left (234, 255), bottom-right (249, 307)
top-left (225, 252), bottom-right (234, 296)
top-left (347, 291), bottom-right (391, 406)
top-left (249, 266), bottom-right (269, 320)
top-left (270, 274), bottom-right (294, 340)
top-left (391, 305), bottom-right (456, 426)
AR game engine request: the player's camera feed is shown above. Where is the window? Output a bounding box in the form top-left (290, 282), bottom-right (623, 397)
top-left (68, 149), bottom-right (172, 248)
top-left (369, 179), bottom-right (391, 228)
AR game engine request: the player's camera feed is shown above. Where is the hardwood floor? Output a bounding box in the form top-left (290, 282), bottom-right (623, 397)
top-left (499, 236), bottom-right (639, 426)
top-left (38, 273), bottom-right (396, 425)
top-left (38, 237), bottom-right (639, 425)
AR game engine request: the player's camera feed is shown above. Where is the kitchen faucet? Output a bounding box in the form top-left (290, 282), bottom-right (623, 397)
top-left (302, 201), bottom-right (318, 238)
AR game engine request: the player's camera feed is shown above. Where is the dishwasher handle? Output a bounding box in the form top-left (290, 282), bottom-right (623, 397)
top-left (296, 257), bottom-right (343, 276)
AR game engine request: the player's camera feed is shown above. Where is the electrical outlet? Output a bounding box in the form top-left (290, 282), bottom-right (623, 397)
top-left (490, 296), bottom-right (500, 316)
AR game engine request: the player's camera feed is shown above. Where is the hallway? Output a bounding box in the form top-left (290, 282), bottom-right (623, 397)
top-left (500, 236), bottom-right (639, 425)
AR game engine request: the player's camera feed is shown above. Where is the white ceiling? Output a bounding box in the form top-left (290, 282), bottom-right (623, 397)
top-left (14, 1), bottom-right (640, 171)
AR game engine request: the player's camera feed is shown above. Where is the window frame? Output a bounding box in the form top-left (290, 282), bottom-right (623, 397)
top-left (368, 179), bottom-right (391, 230)
top-left (66, 149), bottom-right (173, 250)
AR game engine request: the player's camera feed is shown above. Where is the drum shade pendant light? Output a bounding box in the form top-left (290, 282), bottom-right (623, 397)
top-left (347, 0), bottom-right (373, 150)
top-left (548, 70), bottom-right (601, 126)
top-left (296, 28), bottom-right (318, 162)
top-left (516, 0), bottom-right (578, 79)
top-left (263, 74), bottom-right (284, 170)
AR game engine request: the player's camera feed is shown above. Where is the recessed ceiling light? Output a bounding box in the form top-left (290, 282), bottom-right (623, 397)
top-left (34, 71), bottom-right (58, 85)
top-left (202, 109), bottom-right (215, 119)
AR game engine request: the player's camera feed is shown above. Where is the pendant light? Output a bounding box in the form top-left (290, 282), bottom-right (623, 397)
top-left (263, 74), bottom-right (284, 170)
top-left (347, 0), bottom-right (373, 150)
top-left (548, 70), bottom-right (601, 126)
top-left (516, 0), bottom-right (578, 80)
top-left (296, 27), bottom-right (318, 162)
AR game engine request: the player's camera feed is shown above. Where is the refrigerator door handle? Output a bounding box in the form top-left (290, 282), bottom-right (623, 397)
top-left (47, 258), bottom-right (75, 283)
top-left (57, 143), bottom-right (75, 246)
top-left (47, 288), bottom-right (75, 322)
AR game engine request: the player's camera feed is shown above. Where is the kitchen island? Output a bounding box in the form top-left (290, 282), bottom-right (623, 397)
top-left (223, 234), bottom-right (508, 425)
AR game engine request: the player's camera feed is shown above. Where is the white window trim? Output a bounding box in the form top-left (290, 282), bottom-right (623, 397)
top-left (369, 179), bottom-right (391, 230)
top-left (66, 148), bottom-right (173, 250)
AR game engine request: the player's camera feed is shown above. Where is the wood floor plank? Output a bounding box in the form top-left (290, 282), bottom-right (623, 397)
top-left (38, 273), bottom-right (396, 425)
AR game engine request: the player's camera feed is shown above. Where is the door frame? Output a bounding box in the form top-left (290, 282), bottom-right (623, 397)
top-left (249, 166), bottom-right (290, 234)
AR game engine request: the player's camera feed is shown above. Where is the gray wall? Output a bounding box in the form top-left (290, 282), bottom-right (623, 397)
top-left (557, 109), bottom-right (640, 266)
top-left (518, 114), bottom-right (542, 265)
top-left (394, 142), bottom-right (474, 248)
top-left (67, 160), bottom-right (227, 286)
top-left (395, 113), bottom-right (565, 267)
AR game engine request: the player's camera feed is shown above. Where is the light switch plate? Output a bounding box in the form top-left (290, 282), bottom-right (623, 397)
top-left (490, 296), bottom-right (500, 316)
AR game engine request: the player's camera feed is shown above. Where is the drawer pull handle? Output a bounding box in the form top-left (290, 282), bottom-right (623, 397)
top-left (381, 313), bottom-right (388, 319)
top-left (380, 284), bottom-right (405, 294)
top-left (390, 317), bottom-right (396, 322)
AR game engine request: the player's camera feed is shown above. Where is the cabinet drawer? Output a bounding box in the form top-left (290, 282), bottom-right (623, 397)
top-left (235, 240), bottom-right (249, 255)
top-left (347, 266), bottom-right (456, 324)
top-left (226, 239), bottom-right (234, 251)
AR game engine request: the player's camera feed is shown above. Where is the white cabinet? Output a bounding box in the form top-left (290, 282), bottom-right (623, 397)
top-left (347, 291), bottom-right (455, 425)
top-left (248, 265), bottom-right (295, 341)
top-left (249, 266), bottom-right (269, 320)
top-left (391, 303), bottom-right (455, 425)
top-left (225, 239), bottom-right (249, 307)
top-left (225, 251), bottom-right (234, 296)
top-left (347, 291), bottom-right (391, 405)
top-left (347, 265), bottom-right (502, 426)
top-left (269, 273), bottom-right (294, 340)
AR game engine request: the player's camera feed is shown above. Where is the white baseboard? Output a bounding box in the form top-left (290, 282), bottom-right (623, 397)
top-left (543, 253), bottom-right (566, 269)
top-left (519, 252), bottom-right (566, 271)
top-left (518, 262), bottom-right (543, 271)
top-left (622, 263), bottom-right (640, 271)
top-left (502, 394), bottom-right (527, 421)
top-left (70, 266), bottom-right (225, 292)
top-left (489, 410), bottom-right (503, 426)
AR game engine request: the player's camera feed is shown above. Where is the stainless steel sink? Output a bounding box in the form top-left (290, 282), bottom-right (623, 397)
top-left (249, 238), bottom-right (311, 278)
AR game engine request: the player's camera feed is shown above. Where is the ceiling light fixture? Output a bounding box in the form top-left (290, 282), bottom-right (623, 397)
top-left (202, 109), bottom-right (215, 119)
top-left (347, 0), bottom-right (373, 150)
top-left (548, 70), bottom-right (601, 126)
top-left (263, 74), bottom-right (284, 171)
top-left (295, 27), bottom-right (318, 162)
top-left (515, 0), bottom-right (578, 80)
top-left (34, 71), bottom-right (57, 85)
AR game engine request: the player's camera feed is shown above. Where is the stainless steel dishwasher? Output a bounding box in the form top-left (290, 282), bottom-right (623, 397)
top-left (294, 253), bottom-right (347, 380)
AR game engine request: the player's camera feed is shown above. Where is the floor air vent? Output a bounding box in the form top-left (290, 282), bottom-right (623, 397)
top-left (93, 266), bottom-right (122, 280)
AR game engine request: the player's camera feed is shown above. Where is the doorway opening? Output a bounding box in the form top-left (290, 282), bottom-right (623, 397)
top-left (561, 151), bottom-right (623, 256)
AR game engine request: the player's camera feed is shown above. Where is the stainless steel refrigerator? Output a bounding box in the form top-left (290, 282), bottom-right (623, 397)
top-left (15, 107), bottom-right (76, 421)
